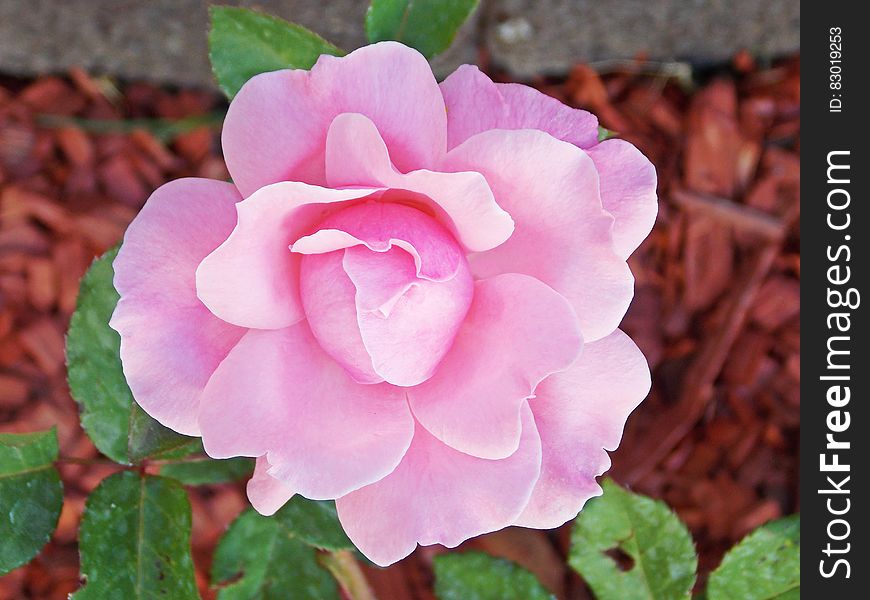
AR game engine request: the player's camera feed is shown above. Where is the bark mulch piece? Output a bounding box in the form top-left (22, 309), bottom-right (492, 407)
top-left (0, 54), bottom-right (799, 599)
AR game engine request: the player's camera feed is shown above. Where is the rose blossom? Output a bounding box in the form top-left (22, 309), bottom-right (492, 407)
top-left (110, 42), bottom-right (656, 566)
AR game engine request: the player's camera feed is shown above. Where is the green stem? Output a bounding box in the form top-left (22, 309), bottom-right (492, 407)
top-left (319, 549), bottom-right (378, 600)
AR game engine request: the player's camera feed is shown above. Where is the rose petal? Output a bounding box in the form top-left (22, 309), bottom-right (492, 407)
top-left (294, 201), bottom-right (464, 282)
top-left (440, 66), bottom-right (656, 260)
top-left (443, 128), bottom-right (634, 342)
top-left (515, 329), bottom-right (651, 528)
top-left (440, 64), bottom-right (600, 151)
top-left (300, 243), bottom-right (473, 388)
top-left (195, 182), bottom-right (381, 330)
top-left (342, 245), bottom-right (419, 314)
top-left (223, 42), bottom-right (447, 196)
top-left (347, 247), bottom-right (473, 387)
top-left (198, 323), bottom-right (414, 499)
top-left (247, 456), bottom-right (295, 516)
top-left (299, 251), bottom-right (383, 384)
top-left (408, 273), bottom-right (582, 459)
top-left (336, 404), bottom-right (542, 566)
top-left (587, 139), bottom-right (658, 259)
top-left (291, 229), bottom-right (364, 255)
top-left (294, 229), bottom-right (431, 294)
top-left (296, 201), bottom-right (475, 387)
top-left (110, 178), bottom-right (245, 435)
top-left (325, 112), bottom-right (513, 252)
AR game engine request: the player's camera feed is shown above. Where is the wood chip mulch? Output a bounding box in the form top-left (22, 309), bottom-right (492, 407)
top-left (0, 53), bottom-right (799, 600)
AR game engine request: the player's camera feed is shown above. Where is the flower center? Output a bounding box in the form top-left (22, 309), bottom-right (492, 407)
top-left (294, 202), bottom-right (473, 387)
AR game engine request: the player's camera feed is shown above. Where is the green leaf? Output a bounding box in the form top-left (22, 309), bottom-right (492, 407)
top-left (434, 552), bottom-right (555, 600)
top-left (0, 429), bottom-right (63, 575)
top-left (127, 404), bottom-right (201, 463)
top-left (212, 509), bottom-right (340, 599)
top-left (273, 496), bottom-right (353, 552)
top-left (209, 6), bottom-right (344, 98)
top-left (707, 515), bottom-right (800, 600)
top-left (365, 0), bottom-right (478, 58)
top-left (569, 479), bottom-right (697, 600)
top-left (598, 126), bottom-right (617, 141)
top-left (160, 456), bottom-right (254, 486)
top-left (73, 471), bottom-right (198, 599)
top-left (66, 248), bottom-right (198, 465)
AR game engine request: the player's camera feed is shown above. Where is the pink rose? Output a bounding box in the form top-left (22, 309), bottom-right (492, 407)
top-left (111, 42), bottom-right (656, 566)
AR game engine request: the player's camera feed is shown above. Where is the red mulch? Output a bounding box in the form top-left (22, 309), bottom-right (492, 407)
top-left (0, 53), bottom-right (799, 600)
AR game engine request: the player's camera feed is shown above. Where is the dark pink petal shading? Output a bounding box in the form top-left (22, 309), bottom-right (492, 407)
top-left (295, 201), bottom-right (464, 282)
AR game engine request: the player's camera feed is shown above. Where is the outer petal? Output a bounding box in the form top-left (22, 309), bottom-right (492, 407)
top-left (247, 456), bottom-right (295, 516)
top-left (110, 178), bottom-right (245, 436)
top-left (515, 329), bottom-right (651, 528)
top-left (409, 274), bottom-right (582, 459)
top-left (336, 404), bottom-right (542, 567)
top-left (325, 112), bottom-right (514, 252)
top-left (440, 64), bottom-right (599, 151)
top-left (443, 129), bottom-right (634, 342)
top-left (587, 139), bottom-right (658, 259)
top-left (223, 42), bottom-right (447, 197)
top-left (198, 323), bottom-right (414, 500)
top-left (195, 182), bottom-right (381, 330)
top-left (441, 66), bottom-right (656, 259)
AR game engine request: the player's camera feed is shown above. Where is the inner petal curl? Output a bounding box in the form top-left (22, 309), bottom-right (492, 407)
top-left (295, 202), bottom-right (473, 387)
